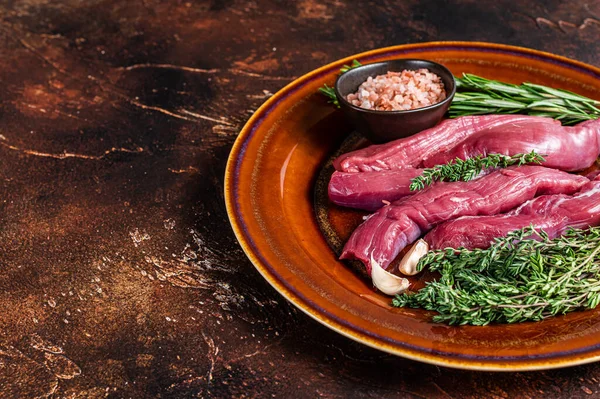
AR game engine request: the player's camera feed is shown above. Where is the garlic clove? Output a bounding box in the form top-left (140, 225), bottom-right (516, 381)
top-left (370, 256), bottom-right (410, 295)
top-left (398, 239), bottom-right (429, 276)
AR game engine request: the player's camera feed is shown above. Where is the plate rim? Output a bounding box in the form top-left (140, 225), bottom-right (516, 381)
top-left (224, 41), bottom-right (600, 371)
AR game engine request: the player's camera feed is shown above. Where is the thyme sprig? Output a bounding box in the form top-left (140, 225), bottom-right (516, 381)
top-left (318, 60), bottom-right (362, 107)
top-left (450, 74), bottom-right (600, 125)
top-left (392, 226), bottom-right (600, 325)
top-left (409, 151), bottom-right (545, 191)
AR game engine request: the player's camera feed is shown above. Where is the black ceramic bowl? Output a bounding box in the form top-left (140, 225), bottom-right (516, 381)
top-left (334, 59), bottom-right (456, 143)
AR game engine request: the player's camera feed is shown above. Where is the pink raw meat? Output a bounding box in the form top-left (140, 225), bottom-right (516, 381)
top-left (328, 169), bottom-right (422, 211)
top-left (423, 119), bottom-right (600, 171)
top-left (340, 166), bottom-right (589, 274)
top-left (334, 115), bottom-right (560, 172)
top-left (426, 176), bottom-right (600, 250)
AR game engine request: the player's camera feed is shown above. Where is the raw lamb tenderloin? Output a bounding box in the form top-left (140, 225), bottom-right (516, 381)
top-left (425, 175), bottom-right (600, 250)
top-left (334, 115), bottom-right (561, 173)
top-left (340, 166), bottom-right (589, 273)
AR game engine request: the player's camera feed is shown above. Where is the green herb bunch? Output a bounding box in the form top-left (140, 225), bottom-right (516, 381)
top-left (392, 226), bottom-right (600, 325)
top-left (450, 74), bottom-right (600, 125)
top-left (409, 151), bottom-right (545, 191)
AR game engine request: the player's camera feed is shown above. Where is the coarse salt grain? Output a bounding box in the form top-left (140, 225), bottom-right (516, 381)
top-left (347, 69), bottom-right (446, 111)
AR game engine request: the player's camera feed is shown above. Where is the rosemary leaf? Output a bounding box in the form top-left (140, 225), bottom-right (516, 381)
top-left (340, 59), bottom-right (362, 73)
top-left (318, 84), bottom-right (339, 107)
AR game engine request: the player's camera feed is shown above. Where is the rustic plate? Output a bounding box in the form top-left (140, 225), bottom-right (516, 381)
top-left (224, 42), bottom-right (600, 371)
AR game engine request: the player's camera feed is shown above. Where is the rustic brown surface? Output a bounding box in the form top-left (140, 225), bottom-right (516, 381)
top-left (1, 0), bottom-right (600, 397)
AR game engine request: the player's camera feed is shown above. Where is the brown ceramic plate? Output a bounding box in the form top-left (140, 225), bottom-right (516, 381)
top-left (224, 42), bottom-right (600, 371)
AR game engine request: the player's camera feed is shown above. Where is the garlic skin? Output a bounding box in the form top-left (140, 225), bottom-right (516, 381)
top-left (370, 256), bottom-right (410, 295)
top-left (398, 239), bottom-right (429, 276)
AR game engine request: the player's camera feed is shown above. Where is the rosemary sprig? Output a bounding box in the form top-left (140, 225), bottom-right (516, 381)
top-left (318, 68), bottom-right (600, 124)
top-left (392, 226), bottom-right (600, 325)
top-left (409, 151), bottom-right (545, 191)
top-left (318, 60), bottom-right (362, 107)
top-left (450, 74), bottom-right (600, 125)
top-left (318, 85), bottom-right (338, 106)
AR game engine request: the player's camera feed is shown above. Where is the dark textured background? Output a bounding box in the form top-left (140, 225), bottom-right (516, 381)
top-left (0, 1), bottom-right (599, 397)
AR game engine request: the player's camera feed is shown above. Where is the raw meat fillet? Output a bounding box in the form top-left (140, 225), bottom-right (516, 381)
top-left (328, 169), bottom-right (422, 211)
top-left (340, 166), bottom-right (589, 273)
top-left (425, 176), bottom-right (600, 250)
top-left (330, 118), bottom-right (600, 211)
top-left (334, 115), bottom-right (560, 172)
top-left (424, 119), bottom-right (600, 171)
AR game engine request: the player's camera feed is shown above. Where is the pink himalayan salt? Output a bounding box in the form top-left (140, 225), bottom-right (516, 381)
top-left (347, 69), bottom-right (446, 111)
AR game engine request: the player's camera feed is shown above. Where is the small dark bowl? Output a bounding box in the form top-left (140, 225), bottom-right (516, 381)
top-left (335, 59), bottom-right (456, 143)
